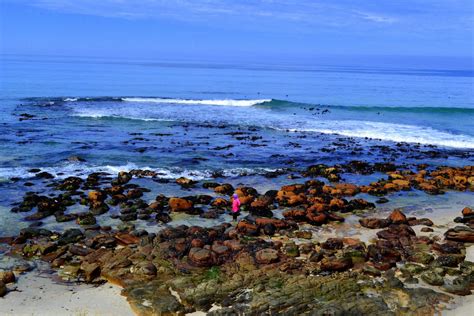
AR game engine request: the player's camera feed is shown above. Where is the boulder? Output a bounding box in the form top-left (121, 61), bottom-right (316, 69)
top-left (168, 198), bottom-right (194, 213)
top-left (321, 257), bottom-right (353, 272)
top-left (0, 281), bottom-right (6, 297)
top-left (359, 218), bottom-right (391, 229)
top-left (80, 262), bottom-right (101, 282)
top-left (421, 271), bottom-right (444, 286)
top-left (214, 184), bottom-right (234, 195)
top-left (211, 198), bottom-right (229, 208)
top-left (255, 248), bottom-right (279, 264)
top-left (57, 229), bottom-right (84, 246)
top-left (0, 271), bottom-right (15, 284)
top-left (115, 233), bottom-right (140, 246)
top-left (388, 209), bottom-right (407, 224)
top-left (445, 226), bottom-right (474, 243)
top-left (76, 213), bottom-right (96, 226)
top-left (176, 177), bottom-right (196, 188)
top-left (117, 171), bottom-right (132, 184)
top-left (236, 220), bottom-right (259, 236)
top-left (462, 207), bottom-right (473, 217)
top-left (188, 247), bottom-right (213, 267)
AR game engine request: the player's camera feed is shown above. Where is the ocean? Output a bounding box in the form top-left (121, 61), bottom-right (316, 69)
top-left (0, 54), bottom-right (473, 235)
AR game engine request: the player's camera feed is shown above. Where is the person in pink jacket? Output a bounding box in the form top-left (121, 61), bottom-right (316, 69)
top-left (231, 193), bottom-right (241, 222)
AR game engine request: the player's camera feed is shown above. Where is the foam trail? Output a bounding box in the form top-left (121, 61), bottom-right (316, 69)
top-left (122, 97), bottom-right (272, 107)
top-left (285, 120), bottom-right (474, 149)
top-left (0, 163), bottom-right (280, 181)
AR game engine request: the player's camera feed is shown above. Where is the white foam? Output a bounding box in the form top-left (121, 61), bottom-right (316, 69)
top-left (284, 120), bottom-right (474, 149)
top-left (73, 112), bottom-right (171, 122)
top-left (121, 97), bottom-right (272, 107)
top-left (0, 163), bottom-right (280, 181)
top-left (63, 98), bottom-right (78, 102)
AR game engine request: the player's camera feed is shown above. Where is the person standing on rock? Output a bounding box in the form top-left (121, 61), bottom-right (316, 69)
top-left (231, 193), bottom-right (241, 222)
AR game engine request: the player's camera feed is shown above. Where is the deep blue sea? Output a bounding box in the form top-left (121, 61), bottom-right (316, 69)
top-left (0, 54), bottom-right (473, 235)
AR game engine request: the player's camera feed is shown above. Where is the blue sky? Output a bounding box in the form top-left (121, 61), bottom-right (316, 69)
top-left (0, 0), bottom-right (473, 63)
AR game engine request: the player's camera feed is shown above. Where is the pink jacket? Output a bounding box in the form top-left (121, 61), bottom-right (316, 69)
top-left (232, 198), bottom-right (241, 212)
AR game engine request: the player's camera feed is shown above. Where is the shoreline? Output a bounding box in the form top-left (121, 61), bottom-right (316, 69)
top-left (0, 163), bottom-right (473, 315)
top-left (0, 262), bottom-right (133, 316)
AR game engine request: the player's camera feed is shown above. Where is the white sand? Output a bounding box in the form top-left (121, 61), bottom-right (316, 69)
top-left (0, 268), bottom-right (133, 316)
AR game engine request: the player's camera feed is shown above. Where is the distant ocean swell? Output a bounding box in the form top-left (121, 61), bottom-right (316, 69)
top-left (22, 96), bottom-right (474, 113)
top-left (19, 96), bottom-right (474, 149)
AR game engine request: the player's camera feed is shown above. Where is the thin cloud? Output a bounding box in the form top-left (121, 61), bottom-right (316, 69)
top-left (8, 0), bottom-right (473, 33)
top-left (355, 11), bottom-right (397, 24)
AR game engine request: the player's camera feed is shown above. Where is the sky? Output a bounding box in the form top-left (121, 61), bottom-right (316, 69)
top-left (0, 0), bottom-right (473, 64)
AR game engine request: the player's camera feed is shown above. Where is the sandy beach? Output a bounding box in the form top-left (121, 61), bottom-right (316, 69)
top-left (0, 266), bottom-right (133, 316)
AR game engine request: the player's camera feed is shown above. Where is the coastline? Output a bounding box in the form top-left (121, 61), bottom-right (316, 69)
top-left (0, 163), bottom-right (472, 315)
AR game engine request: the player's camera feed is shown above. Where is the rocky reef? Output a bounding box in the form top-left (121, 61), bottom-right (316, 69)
top-left (0, 163), bottom-right (473, 315)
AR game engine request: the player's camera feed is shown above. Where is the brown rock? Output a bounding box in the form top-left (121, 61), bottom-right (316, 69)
top-left (88, 190), bottom-right (106, 203)
top-left (255, 248), bottom-right (279, 264)
top-left (321, 257), bottom-right (353, 272)
top-left (214, 184), bottom-right (234, 195)
top-left (0, 281), bottom-right (6, 297)
top-left (168, 198), bottom-right (194, 212)
top-left (255, 217), bottom-right (290, 229)
top-left (462, 207), bottom-right (473, 217)
top-left (223, 239), bottom-right (243, 251)
top-left (321, 238), bottom-right (344, 250)
top-left (114, 233), bottom-right (140, 245)
top-left (445, 226), bottom-right (474, 243)
top-left (211, 197), bottom-right (229, 208)
top-left (188, 247), bottom-right (213, 267)
top-left (388, 209), bottom-right (407, 224)
top-left (359, 218), bottom-right (391, 229)
top-left (80, 262), bottom-right (101, 282)
top-left (282, 209), bottom-right (306, 221)
top-left (334, 183), bottom-right (359, 196)
top-left (176, 177), bottom-right (196, 187)
top-left (306, 212), bottom-right (327, 225)
top-left (408, 218), bottom-right (434, 226)
top-left (236, 220), bottom-right (259, 236)
top-left (0, 271), bottom-right (15, 284)
top-left (211, 244), bottom-right (230, 256)
top-left (421, 227), bottom-right (434, 232)
top-left (392, 179), bottom-right (410, 190)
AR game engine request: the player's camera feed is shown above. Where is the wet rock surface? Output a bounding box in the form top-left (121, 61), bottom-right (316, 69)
top-left (0, 164), bottom-right (473, 314)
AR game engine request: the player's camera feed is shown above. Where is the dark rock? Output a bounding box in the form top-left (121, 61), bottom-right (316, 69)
top-left (76, 213), bottom-right (96, 226)
top-left (57, 229), bottom-right (84, 246)
top-left (421, 271), bottom-right (444, 286)
top-left (445, 226), bottom-right (474, 243)
top-left (359, 218), bottom-right (391, 229)
top-left (321, 257), bottom-right (353, 272)
top-left (321, 238), bottom-right (344, 250)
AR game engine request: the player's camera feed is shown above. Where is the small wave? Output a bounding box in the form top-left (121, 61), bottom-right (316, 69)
top-left (72, 112), bottom-right (173, 122)
top-left (327, 105), bottom-right (474, 114)
top-left (280, 120), bottom-right (474, 149)
top-left (121, 97), bottom-right (272, 107)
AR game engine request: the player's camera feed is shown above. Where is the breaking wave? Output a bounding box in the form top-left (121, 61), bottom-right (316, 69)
top-left (0, 163), bottom-right (281, 181)
top-left (121, 97), bottom-right (272, 107)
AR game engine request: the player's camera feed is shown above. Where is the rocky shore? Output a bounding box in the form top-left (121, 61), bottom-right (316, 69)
top-left (0, 163), bottom-right (473, 315)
